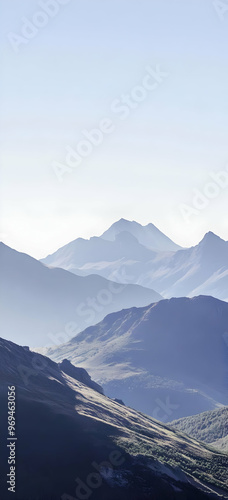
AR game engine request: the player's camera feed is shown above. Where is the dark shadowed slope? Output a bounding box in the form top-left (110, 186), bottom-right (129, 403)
top-left (42, 296), bottom-right (228, 421)
top-left (0, 337), bottom-right (228, 500)
top-left (0, 242), bottom-right (162, 347)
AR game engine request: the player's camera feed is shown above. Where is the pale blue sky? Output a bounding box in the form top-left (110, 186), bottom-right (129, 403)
top-left (0, 0), bottom-right (228, 258)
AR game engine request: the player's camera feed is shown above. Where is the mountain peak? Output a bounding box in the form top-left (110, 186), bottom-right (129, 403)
top-left (204, 231), bottom-right (218, 239)
top-left (199, 231), bottom-right (225, 246)
top-left (101, 219), bottom-right (181, 252)
top-left (111, 218), bottom-right (141, 230)
top-left (116, 217), bottom-right (133, 224)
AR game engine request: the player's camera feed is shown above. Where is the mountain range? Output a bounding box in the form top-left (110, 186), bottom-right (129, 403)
top-left (1, 337), bottom-right (228, 500)
top-left (0, 242), bottom-right (162, 347)
top-left (41, 219), bottom-right (228, 302)
top-left (40, 295), bottom-right (228, 421)
top-left (100, 218), bottom-right (182, 251)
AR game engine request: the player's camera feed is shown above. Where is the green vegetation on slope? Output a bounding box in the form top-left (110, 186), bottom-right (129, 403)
top-left (170, 406), bottom-right (228, 452)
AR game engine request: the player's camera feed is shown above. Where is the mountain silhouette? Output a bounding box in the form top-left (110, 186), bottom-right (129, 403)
top-left (0, 242), bottom-right (162, 346)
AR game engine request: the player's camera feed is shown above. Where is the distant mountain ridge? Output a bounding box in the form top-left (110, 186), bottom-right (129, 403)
top-left (41, 220), bottom-right (228, 302)
top-left (42, 295), bottom-right (228, 421)
top-left (100, 218), bottom-right (182, 251)
top-left (147, 231), bottom-right (228, 300)
top-left (0, 242), bottom-right (162, 347)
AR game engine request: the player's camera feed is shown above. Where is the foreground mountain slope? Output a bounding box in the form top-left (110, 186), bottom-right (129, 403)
top-left (43, 296), bottom-right (228, 421)
top-left (170, 407), bottom-right (228, 452)
top-left (0, 337), bottom-right (228, 500)
top-left (0, 242), bottom-right (162, 347)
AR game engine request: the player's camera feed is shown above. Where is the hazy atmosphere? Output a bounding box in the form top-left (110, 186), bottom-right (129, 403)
top-left (1, 2), bottom-right (228, 499)
top-left (0, 0), bottom-right (228, 258)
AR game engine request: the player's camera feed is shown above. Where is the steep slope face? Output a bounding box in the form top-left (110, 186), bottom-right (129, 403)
top-left (0, 337), bottom-right (228, 500)
top-left (100, 218), bottom-right (181, 251)
top-left (157, 233), bottom-right (228, 300)
top-left (96, 232), bottom-right (228, 302)
top-left (58, 358), bottom-right (104, 394)
top-left (0, 243), bottom-right (162, 347)
top-left (43, 296), bottom-right (228, 421)
top-left (169, 407), bottom-right (228, 452)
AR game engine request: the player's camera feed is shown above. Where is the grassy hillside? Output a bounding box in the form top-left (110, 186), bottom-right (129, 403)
top-left (170, 406), bottom-right (228, 452)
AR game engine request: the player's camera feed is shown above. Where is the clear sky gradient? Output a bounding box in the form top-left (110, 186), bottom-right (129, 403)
top-left (0, 0), bottom-right (228, 258)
